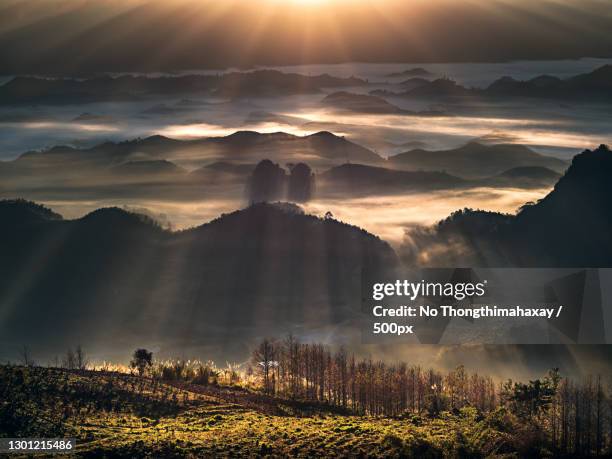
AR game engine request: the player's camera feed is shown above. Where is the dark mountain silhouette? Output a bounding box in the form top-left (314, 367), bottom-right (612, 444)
top-left (399, 77), bottom-right (431, 89)
top-left (0, 71), bottom-right (367, 105)
top-left (401, 145), bottom-right (612, 267)
top-left (401, 78), bottom-right (474, 98)
top-left (320, 163), bottom-right (466, 196)
top-left (385, 68), bottom-right (433, 78)
top-left (486, 65), bottom-right (612, 99)
top-left (322, 92), bottom-right (406, 114)
top-left (389, 142), bottom-right (567, 178)
top-left (389, 66), bottom-right (612, 101)
top-left (212, 70), bottom-right (366, 98)
top-left (0, 200), bottom-right (398, 358)
top-left (322, 91), bottom-right (444, 116)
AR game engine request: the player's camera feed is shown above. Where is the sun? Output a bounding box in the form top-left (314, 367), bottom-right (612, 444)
top-left (282, 0), bottom-right (332, 4)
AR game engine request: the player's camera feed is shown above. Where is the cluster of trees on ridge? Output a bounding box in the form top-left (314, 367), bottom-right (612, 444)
top-left (249, 336), bottom-right (612, 456)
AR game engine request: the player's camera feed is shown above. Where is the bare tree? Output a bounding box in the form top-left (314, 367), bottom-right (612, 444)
top-left (19, 345), bottom-right (34, 367)
top-left (63, 347), bottom-right (77, 369)
top-left (75, 344), bottom-right (88, 371)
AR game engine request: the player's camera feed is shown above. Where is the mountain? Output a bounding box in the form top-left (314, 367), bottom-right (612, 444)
top-left (401, 145), bottom-right (612, 267)
top-left (399, 77), bottom-right (431, 90)
top-left (385, 68), bottom-right (433, 78)
top-left (8, 131), bottom-right (384, 173)
top-left (0, 71), bottom-right (367, 105)
top-left (389, 142), bottom-right (568, 178)
top-left (387, 65), bottom-right (612, 101)
top-left (320, 163), bottom-right (467, 196)
top-left (322, 91), bottom-right (407, 114)
top-left (400, 78), bottom-right (474, 98)
top-left (486, 65), bottom-right (612, 99)
top-left (212, 70), bottom-right (366, 98)
top-left (0, 201), bottom-right (398, 359)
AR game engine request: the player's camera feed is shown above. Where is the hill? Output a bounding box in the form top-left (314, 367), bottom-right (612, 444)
top-left (0, 201), bottom-right (398, 359)
top-left (0, 365), bottom-right (558, 457)
top-left (389, 142), bottom-right (567, 178)
top-left (401, 144), bottom-right (612, 267)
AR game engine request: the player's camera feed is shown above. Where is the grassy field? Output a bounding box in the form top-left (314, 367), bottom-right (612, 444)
top-left (0, 366), bottom-right (540, 457)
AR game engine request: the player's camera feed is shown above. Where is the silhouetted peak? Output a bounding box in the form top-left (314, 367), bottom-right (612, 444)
top-left (561, 144), bottom-right (611, 183)
top-left (308, 131), bottom-right (339, 139)
top-left (80, 207), bottom-right (164, 231)
top-left (138, 135), bottom-right (178, 145)
top-left (199, 202), bottom-right (390, 248)
top-left (576, 64), bottom-right (612, 81)
top-left (528, 75), bottom-right (562, 87)
top-left (517, 144), bottom-right (612, 222)
top-left (0, 199), bottom-right (62, 223)
top-left (226, 130), bottom-right (261, 139)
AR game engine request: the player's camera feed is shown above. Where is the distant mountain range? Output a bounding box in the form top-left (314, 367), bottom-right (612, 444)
top-left (0, 144), bottom-right (610, 359)
top-left (401, 144), bottom-right (612, 267)
top-left (319, 163), bottom-right (466, 196)
top-left (0, 201), bottom-right (397, 358)
top-left (0, 70), bottom-right (367, 105)
top-left (322, 91), bottom-right (444, 116)
top-left (322, 92), bottom-right (407, 114)
top-left (2, 65), bottom-right (609, 107)
top-left (319, 162), bottom-right (561, 196)
top-left (5, 131), bottom-right (383, 174)
top-left (486, 65), bottom-right (612, 99)
top-left (379, 65), bottom-right (612, 101)
top-left (388, 142), bottom-right (568, 178)
top-left (0, 133), bottom-right (568, 202)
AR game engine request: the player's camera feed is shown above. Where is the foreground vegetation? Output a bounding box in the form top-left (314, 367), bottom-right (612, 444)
top-left (0, 366), bottom-right (527, 457)
top-left (2, 339), bottom-right (611, 457)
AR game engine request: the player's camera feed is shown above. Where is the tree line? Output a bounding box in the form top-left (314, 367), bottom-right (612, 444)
top-left (251, 336), bottom-right (612, 456)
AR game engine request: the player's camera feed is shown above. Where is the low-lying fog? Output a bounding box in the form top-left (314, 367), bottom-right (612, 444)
top-left (40, 186), bottom-right (549, 248)
top-left (1, 59), bottom-right (611, 160)
top-left (0, 59), bottom-right (610, 247)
